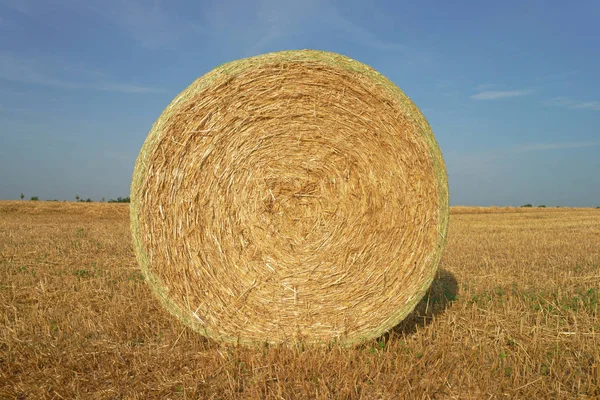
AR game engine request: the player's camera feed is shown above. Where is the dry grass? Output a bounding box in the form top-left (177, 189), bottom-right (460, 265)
top-left (1, 201), bottom-right (599, 399)
top-left (131, 49), bottom-right (448, 345)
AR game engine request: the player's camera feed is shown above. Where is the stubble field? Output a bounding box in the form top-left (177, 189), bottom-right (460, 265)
top-left (1, 201), bottom-right (599, 399)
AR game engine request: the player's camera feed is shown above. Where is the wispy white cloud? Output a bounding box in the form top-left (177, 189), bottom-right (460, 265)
top-left (323, 4), bottom-right (406, 51)
top-left (543, 97), bottom-right (600, 111)
top-left (571, 102), bottom-right (600, 111)
top-left (244, 0), bottom-right (320, 55)
top-left (471, 89), bottom-right (533, 100)
top-left (204, 0), bottom-right (405, 56)
top-left (0, 52), bottom-right (158, 93)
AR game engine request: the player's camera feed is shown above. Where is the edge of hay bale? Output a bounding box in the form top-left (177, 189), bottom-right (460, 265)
top-left (130, 49), bottom-right (449, 346)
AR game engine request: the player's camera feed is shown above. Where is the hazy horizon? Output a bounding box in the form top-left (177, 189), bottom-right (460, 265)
top-left (1, 1), bottom-right (599, 207)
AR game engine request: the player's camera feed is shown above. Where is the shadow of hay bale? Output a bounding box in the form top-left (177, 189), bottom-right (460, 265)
top-left (381, 268), bottom-right (458, 340)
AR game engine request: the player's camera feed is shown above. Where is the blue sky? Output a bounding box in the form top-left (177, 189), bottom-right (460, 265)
top-left (1, 0), bottom-right (599, 206)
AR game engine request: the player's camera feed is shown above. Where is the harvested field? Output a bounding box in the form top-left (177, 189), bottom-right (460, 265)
top-left (1, 201), bottom-right (599, 399)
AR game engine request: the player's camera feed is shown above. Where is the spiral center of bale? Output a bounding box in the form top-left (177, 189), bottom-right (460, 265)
top-left (131, 50), bottom-right (449, 345)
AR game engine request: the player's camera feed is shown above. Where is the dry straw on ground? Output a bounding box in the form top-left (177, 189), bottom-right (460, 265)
top-left (130, 49), bottom-right (449, 345)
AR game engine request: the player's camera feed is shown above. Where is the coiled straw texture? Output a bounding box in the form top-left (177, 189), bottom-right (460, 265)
top-left (131, 50), bottom-right (448, 346)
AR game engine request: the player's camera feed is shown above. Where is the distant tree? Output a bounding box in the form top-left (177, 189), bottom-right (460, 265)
top-left (85, 198), bottom-right (93, 203)
top-left (101, 197), bottom-right (105, 202)
top-left (30, 196), bottom-right (39, 201)
top-left (521, 204), bottom-right (533, 208)
top-left (75, 194), bottom-right (80, 202)
top-left (538, 205), bottom-right (546, 208)
top-left (109, 196), bottom-right (131, 203)
top-left (108, 196), bottom-right (131, 203)
top-left (20, 193), bottom-right (24, 200)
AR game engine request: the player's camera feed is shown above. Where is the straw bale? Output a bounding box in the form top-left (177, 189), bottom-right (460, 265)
top-left (130, 50), bottom-right (449, 345)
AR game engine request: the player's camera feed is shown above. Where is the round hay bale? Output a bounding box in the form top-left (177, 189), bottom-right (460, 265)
top-left (130, 50), bottom-right (448, 346)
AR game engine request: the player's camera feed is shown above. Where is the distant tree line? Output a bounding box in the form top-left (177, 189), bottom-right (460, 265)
top-left (108, 197), bottom-right (131, 203)
top-left (18, 193), bottom-right (130, 203)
